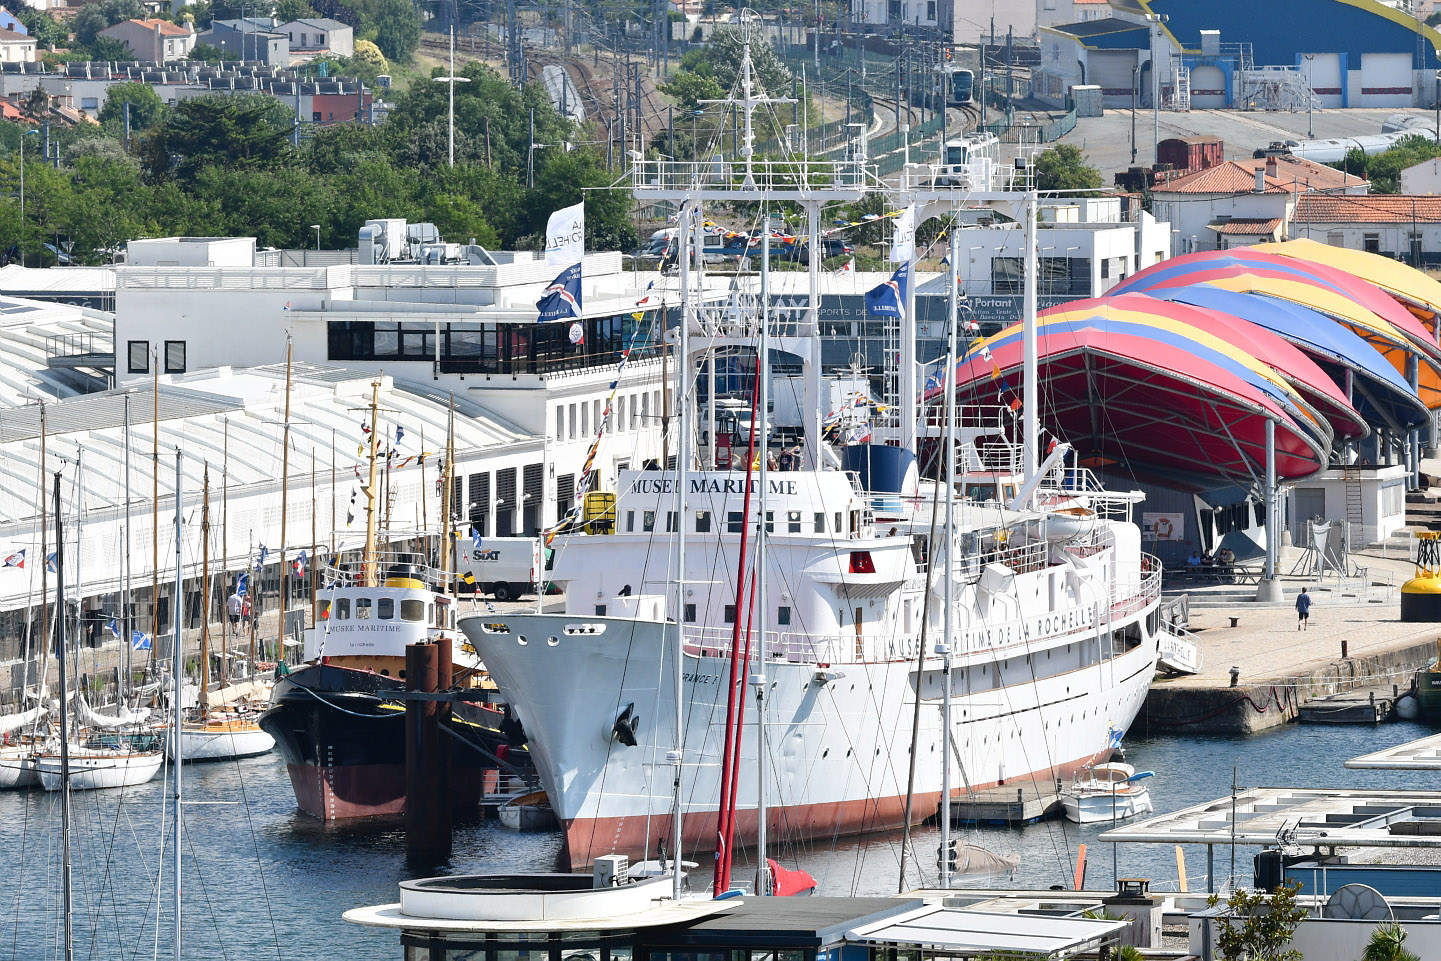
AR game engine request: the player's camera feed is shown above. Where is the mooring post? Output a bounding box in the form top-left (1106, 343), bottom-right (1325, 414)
top-left (406, 638), bottom-right (452, 862)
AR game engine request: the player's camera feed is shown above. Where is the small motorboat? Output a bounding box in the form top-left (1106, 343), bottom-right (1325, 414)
top-left (498, 790), bottom-right (558, 831)
top-left (1061, 762), bottom-right (1155, 824)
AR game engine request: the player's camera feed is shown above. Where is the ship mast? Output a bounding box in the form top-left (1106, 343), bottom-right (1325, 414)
top-left (279, 338), bottom-right (293, 656)
top-left (199, 464), bottom-right (211, 710)
top-left (669, 198), bottom-right (692, 903)
top-left (53, 468), bottom-right (73, 961)
top-left (752, 212), bottom-right (771, 895)
top-left (938, 224), bottom-right (961, 888)
top-left (171, 448), bottom-right (184, 961)
top-left (363, 380), bottom-right (382, 587)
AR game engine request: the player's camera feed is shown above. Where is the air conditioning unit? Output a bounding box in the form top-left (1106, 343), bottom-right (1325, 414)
top-left (593, 854), bottom-right (629, 888)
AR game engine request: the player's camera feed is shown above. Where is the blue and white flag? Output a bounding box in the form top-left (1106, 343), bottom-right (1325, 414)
top-left (235, 572), bottom-right (249, 597)
top-left (544, 201), bottom-right (585, 267)
top-left (537, 263), bottom-right (582, 322)
top-left (259, 544), bottom-right (269, 567)
top-left (131, 630), bottom-right (151, 652)
top-left (45, 552), bottom-right (57, 573)
top-left (395, 425), bottom-right (405, 446)
top-left (865, 263), bottom-right (910, 320)
top-left (471, 527), bottom-right (482, 550)
top-left (106, 617), bottom-right (119, 637)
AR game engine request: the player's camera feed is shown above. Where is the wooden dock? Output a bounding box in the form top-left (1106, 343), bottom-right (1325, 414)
top-left (947, 781), bottom-right (1063, 825)
top-left (1297, 685), bottom-right (1398, 724)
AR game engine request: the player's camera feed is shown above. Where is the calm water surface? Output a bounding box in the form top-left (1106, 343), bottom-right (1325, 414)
top-left (0, 719), bottom-right (1432, 960)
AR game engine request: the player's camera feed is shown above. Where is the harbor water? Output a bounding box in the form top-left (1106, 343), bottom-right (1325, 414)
top-left (0, 719), bottom-right (1432, 959)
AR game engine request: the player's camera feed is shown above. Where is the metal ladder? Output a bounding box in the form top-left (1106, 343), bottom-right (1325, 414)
top-left (1344, 465), bottom-right (1365, 550)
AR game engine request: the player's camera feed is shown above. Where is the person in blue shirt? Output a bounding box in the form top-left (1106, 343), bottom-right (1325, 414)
top-left (1296, 587), bottom-right (1312, 631)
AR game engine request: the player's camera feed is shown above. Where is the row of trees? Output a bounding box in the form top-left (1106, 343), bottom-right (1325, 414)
top-left (2, 61), bottom-right (638, 265)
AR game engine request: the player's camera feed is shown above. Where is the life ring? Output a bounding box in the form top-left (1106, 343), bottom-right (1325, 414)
top-left (1154, 516), bottom-right (1174, 540)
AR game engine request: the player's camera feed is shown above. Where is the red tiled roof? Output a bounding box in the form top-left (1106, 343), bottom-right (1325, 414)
top-left (1208, 218), bottom-right (1283, 235)
top-left (1152, 162), bottom-right (1289, 194)
top-left (122, 17), bottom-right (192, 36)
top-left (1294, 194), bottom-right (1441, 223)
top-left (1236, 153), bottom-right (1365, 192)
top-left (1153, 155), bottom-right (1367, 195)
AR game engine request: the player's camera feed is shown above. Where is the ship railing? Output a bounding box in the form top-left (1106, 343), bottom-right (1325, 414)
top-left (631, 158), bottom-right (871, 193)
top-left (324, 550), bottom-right (450, 590)
top-left (1110, 554), bottom-right (1162, 618)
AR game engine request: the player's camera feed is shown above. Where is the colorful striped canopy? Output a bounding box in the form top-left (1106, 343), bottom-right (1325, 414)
top-left (1111, 248), bottom-right (1441, 408)
top-left (1141, 286), bottom-right (1427, 432)
top-left (944, 295), bottom-right (1330, 483)
top-left (1256, 238), bottom-right (1441, 335)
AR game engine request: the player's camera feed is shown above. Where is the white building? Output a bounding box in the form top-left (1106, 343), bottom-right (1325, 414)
top-left (1292, 193), bottom-right (1441, 265)
top-left (97, 18), bottom-right (196, 63)
top-left (0, 26), bottom-right (35, 62)
top-left (279, 17), bottom-right (354, 59)
top-left (1401, 157), bottom-right (1441, 195)
top-left (110, 238), bottom-right (674, 541)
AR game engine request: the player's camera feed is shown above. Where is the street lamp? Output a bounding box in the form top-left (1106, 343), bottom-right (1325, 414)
top-left (1130, 65), bottom-right (1138, 164)
top-left (432, 25), bottom-right (471, 168)
top-left (1303, 54), bottom-right (1315, 139)
top-left (18, 128), bottom-right (36, 269)
top-left (1145, 12), bottom-right (1169, 163)
top-left (311, 224), bottom-right (321, 250)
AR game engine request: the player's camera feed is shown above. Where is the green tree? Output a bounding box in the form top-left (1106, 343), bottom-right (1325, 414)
top-left (14, 5), bottom-right (68, 49)
top-left (368, 0), bottom-right (420, 62)
top-left (682, 25), bottom-right (791, 97)
top-left (142, 93), bottom-right (294, 182)
top-left (1331, 135), bottom-right (1441, 193)
top-left (1034, 143), bottom-right (1103, 195)
top-left (1361, 921), bottom-right (1420, 961)
top-left (188, 41), bottom-right (239, 62)
top-left (660, 69), bottom-right (724, 112)
top-left (1207, 881), bottom-right (1307, 961)
top-left (73, 0), bottom-right (142, 46)
top-left (97, 81), bottom-right (165, 134)
top-left (272, 0), bottom-right (317, 20)
top-left (88, 36), bottom-right (136, 61)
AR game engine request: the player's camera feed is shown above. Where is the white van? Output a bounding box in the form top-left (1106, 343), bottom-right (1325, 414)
top-left (453, 536), bottom-right (540, 601)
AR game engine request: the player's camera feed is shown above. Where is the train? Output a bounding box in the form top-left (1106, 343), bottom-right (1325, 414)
top-left (948, 68), bottom-right (975, 107)
top-left (1256, 125), bottom-right (1437, 164)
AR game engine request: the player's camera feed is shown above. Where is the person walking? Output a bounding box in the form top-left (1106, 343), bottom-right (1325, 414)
top-left (226, 590), bottom-right (243, 636)
top-left (1296, 587), bottom-right (1312, 631)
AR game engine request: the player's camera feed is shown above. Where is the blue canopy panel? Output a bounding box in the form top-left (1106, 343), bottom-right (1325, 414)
top-left (1142, 286), bottom-right (1428, 431)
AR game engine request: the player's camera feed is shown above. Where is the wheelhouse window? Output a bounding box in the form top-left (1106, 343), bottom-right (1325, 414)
top-left (400, 599), bottom-right (425, 621)
top-left (377, 598), bottom-right (394, 620)
top-left (355, 598), bottom-right (371, 620)
top-left (695, 510), bottom-right (711, 533)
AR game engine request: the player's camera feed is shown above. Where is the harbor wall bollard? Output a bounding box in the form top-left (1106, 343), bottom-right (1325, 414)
top-left (406, 638), bottom-right (453, 862)
top-left (1229, 666), bottom-right (1240, 688)
top-left (1341, 639), bottom-right (1349, 659)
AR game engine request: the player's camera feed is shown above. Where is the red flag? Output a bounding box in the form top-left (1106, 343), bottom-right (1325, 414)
top-left (766, 858), bottom-right (817, 897)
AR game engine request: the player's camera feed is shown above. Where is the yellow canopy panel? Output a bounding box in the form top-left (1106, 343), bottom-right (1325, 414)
top-left (1258, 238), bottom-right (1441, 331)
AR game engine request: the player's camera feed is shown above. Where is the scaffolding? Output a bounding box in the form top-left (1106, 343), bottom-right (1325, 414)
top-left (1163, 53), bottom-right (1191, 111)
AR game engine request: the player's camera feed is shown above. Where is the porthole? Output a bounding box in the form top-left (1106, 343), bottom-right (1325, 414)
top-left (546, 636), bottom-right (559, 647)
top-left (518, 636), bottom-right (529, 646)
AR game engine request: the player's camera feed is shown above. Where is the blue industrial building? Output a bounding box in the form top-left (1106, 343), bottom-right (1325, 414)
top-left (1035, 0), bottom-right (1441, 110)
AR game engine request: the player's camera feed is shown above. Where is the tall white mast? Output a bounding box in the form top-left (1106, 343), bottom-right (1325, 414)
top-left (938, 225), bottom-right (961, 888)
top-left (123, 395), bottom-right (132, 704)
top-left (753, 212), bottom-right (771, 895)
top-left (172, 448), bottom-right (184, 961)
top-left (1022, 189), bottom-right (1040, 487)
top-left (669, 199), bottom-right (693, 902)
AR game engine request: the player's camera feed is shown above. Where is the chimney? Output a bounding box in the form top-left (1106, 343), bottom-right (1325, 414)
top-left (1255, 167), bottom-right (1266, 193)
top-left (1265, 157), bottom-right (1279, 179)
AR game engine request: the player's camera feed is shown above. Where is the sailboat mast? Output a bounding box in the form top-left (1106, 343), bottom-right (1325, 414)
top-left (939, 225), bottom-right (961, 889)
top-left (753, 212), bottom-right (771, 896)
top-left (443, 396), bottom-right (455, 602)
top-left (222, 420), bottom-right (229, 673)
top-left (200, 464), bottom-right (211, 710)
top-left (40, 402), bottom-right (47, 667)
top-left (53, 468), bottom-right (73, 961)
top-left (1022, 189), bottom-right (1039, 486)
top-left (151, 358), bottom-right (159, 671)
top-left (171, 449), bottom-right (183, 961)
top-left (670, 199), bottom-right (694, 902)
top-left (363, 380), bottom-right (381, 588)
top-left (73, 449), bottom-right (84, 699)
top-left (310, 449), bottom-right (318, 626)
top-left (279, 339), bottom-right (293, 659)
top-left (123, 395), bottom-right (132, 703)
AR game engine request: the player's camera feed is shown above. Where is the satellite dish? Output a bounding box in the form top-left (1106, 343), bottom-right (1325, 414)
top-left (1323, 883), bottom-right (1393, 921)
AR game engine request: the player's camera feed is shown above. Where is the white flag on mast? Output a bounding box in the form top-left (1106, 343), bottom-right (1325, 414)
top-left (889, 204), bottom-right (917, 263)
top-left (545, 201), bottom-right (586, 267)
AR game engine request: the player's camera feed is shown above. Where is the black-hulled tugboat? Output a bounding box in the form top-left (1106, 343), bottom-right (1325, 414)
top-left (259, 380), bottom-right (528, 820)
top-left (259, 557), bottom-right (528, 819)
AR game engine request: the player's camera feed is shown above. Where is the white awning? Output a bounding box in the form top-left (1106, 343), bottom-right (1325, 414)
top-left (845, 905), bottom-right (1127, 958)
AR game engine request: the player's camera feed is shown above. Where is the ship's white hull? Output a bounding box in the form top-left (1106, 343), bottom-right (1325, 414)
top-left (165, 723), bottom-right (276, 761)
top-left (462, 608), bottom-right (1159, 870)
top-left (35, 748), bottom-right (164, 791)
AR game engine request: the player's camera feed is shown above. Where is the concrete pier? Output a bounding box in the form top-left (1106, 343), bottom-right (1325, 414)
top-left (1143, 587), bottom-right (1440, 735)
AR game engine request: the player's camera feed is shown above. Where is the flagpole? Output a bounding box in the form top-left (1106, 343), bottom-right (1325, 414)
top-left (151, 354), bottom-right (159, 673)
top-left (222, 418), bottom-right (229, 675)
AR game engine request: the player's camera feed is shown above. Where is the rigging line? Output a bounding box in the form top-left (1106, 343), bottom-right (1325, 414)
top-left (9, 768), bottom-right (33, 961)
top-left (225, 752), bottom-right (284, 961)
top-left (179, 804), bottom-right (232, 961)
